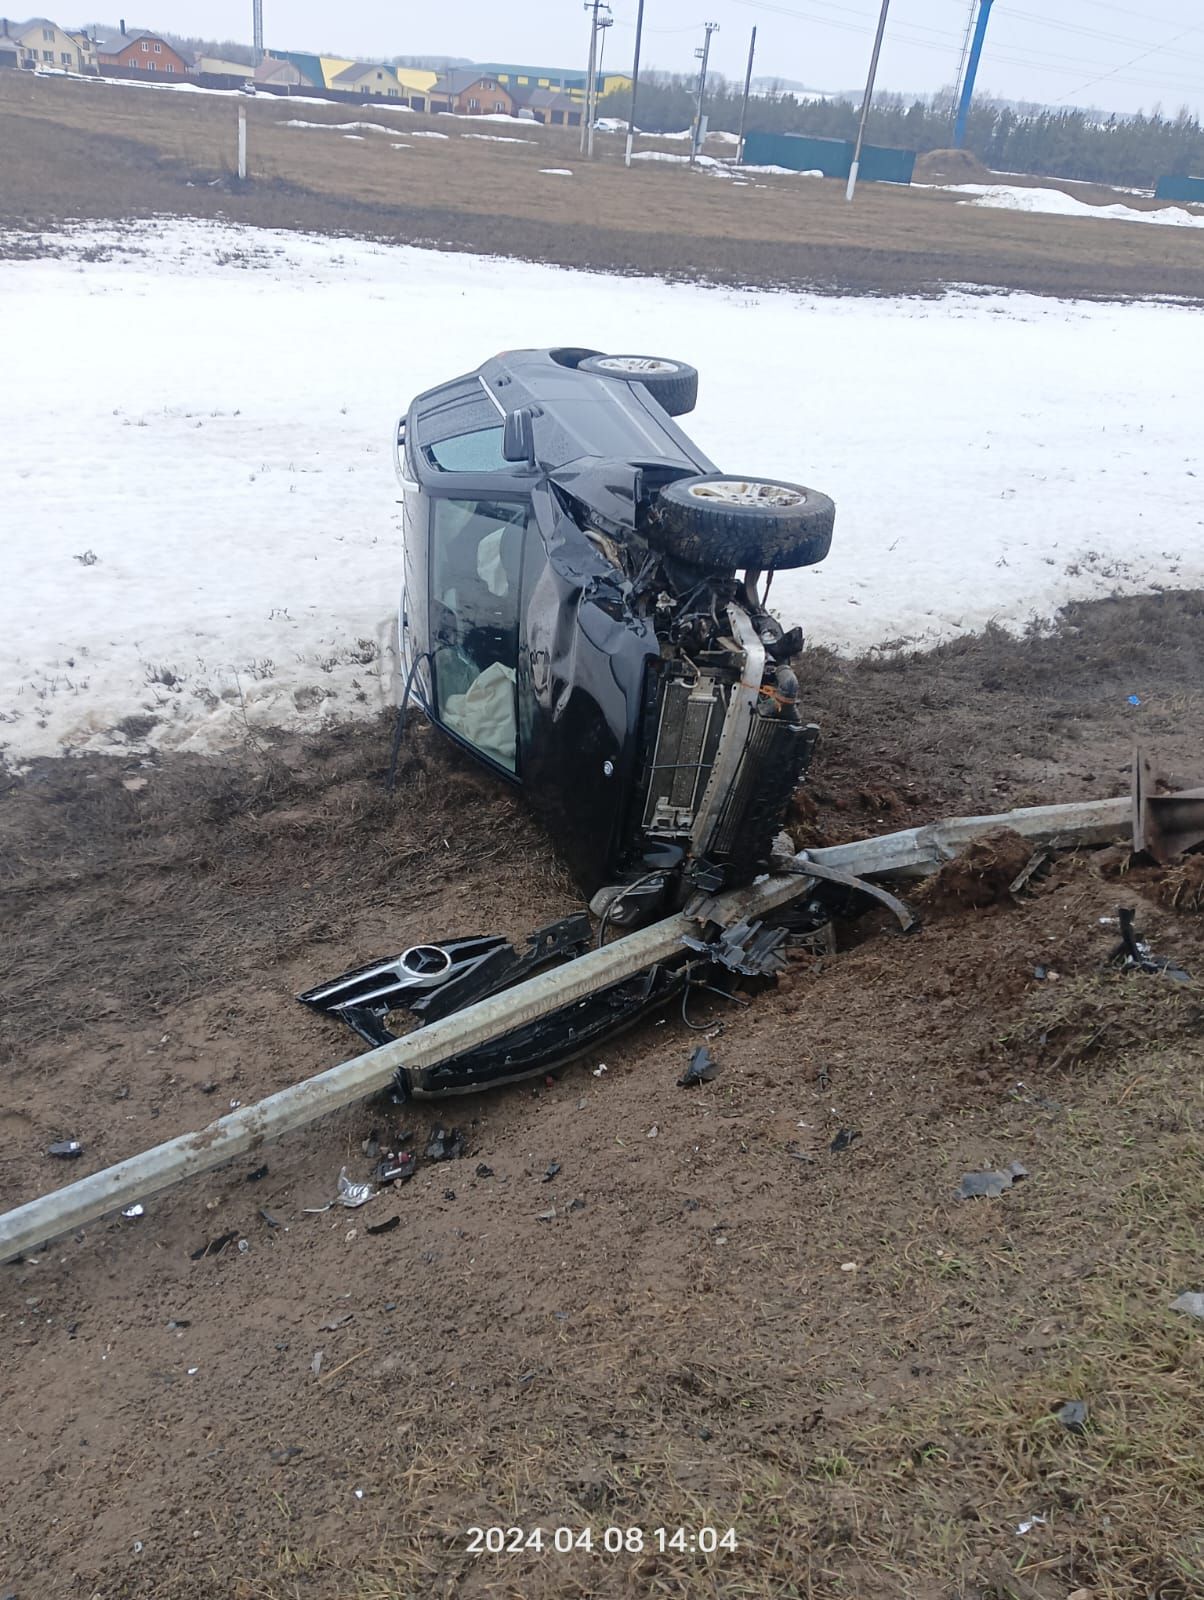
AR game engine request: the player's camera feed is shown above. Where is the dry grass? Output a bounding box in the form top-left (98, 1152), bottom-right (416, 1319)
top-left (3, 70), bottom-right (1203, 300)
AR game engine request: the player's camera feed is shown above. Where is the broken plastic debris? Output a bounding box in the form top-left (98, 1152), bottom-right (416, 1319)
top-left (592, 1063), bottom-right (608, 1077)
top-left (957, 1161), bottom-right (1028, 1200)
top-left (1170, 1291), bottom-right (1204, 1320)
top-left (319, 1313), bottom-right (353, 1332)
top-left (187, 1366), bottom-right (199, 1376)
top-left (1127, 694), bottom-right (1141, 707)
top-left (678, 1044), bottom-right (719, 1087)
top-left (47, 1140), bottom-right (84, 1159)
top-left (365, 1215), bottom-right (400, 1236)
top-left (475, 1163), bottom-right (494, 1179)
top-left (542, 1161), bottom-right (561, 1182)
top-left (1016, 1514), bottom-right (1047, 1534)
top-left (246, 1164), bottom-right (268, 1182)
top-left (311, 1350), bottom-right (324, 1377)
top-left (336, 1168), bottom-right (376, 1209)
top-left (122, 1204), bottom-right (145, 1219)
top-left (374, 1151), bottom-right (417, 1185)
top-left (647, 1125), bottom-right (659, 1139)
top-left (830, 1128), bottom-right (861, 1153)
top-left (237, 1238), bottom-right (250, 1254)
top-left (354, 1488), bottom-right (364, 1500)
top-left (840, 1261), bottom-right (858, 1272)
top-left (1055, 1399), bottom-right (1088, 1433)
top-left (535, 1208), bottom-right (557, 1222)
top-left (424, 1124), bottom-right (464, 1162)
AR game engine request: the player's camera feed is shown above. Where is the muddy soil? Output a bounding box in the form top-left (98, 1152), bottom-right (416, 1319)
top-left (2, 593), bottom-right (1204, 1598)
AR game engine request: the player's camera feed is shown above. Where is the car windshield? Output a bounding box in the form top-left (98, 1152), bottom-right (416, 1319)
top-left (425, 427), bottom-right (510, 474)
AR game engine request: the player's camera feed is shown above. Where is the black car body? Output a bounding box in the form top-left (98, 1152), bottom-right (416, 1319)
top-left (395, 348), bottom-right (835, 923)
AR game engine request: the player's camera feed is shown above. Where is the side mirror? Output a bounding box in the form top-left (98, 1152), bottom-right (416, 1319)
top-left (502, 406), bottom-right (536, 466)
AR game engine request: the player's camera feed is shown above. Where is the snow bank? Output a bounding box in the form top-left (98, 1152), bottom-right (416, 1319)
top-left (411, 130), bottom-right (449, 139)
top-left (1, 218), bottom-right (1200, 760)
top-left (463, 133), bottom-right (535, 144)
top-left (631, 151), bottom-right (726, 169)
top-left (950, 183), bottom-right (1204, 229)
top-left (540, 168), bottom-right (573, 176)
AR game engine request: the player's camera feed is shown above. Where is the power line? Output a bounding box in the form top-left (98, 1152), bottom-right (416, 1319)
top-left (1060, 19), bottom-right (1204, 99)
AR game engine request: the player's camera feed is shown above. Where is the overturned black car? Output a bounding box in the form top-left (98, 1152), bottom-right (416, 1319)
top-left (393, 348), bottom-right (835, 926)
top-left (301, 350), bottom-right (838, 1094)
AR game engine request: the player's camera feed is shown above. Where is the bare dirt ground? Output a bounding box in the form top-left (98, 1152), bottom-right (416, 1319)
top-left (2, 71), bottom-right (1203, 300)
top-left (3, 593), bottom-right (1204, 1600)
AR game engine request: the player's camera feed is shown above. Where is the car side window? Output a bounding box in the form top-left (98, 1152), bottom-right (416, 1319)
top-left (429, 499), bottom-right (528, 773)
top-left (424, 427), bottom-right (511, 474)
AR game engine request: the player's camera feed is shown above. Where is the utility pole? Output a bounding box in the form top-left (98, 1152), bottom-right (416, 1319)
top-left (592, 10), bottom-right (613, 156)
top-left (237, 101), bottom-right (247, 180)
top-left (624, 0), bottom-right (645, 167)
top-left (953, 0), bottom-right (994, 148)
top-left (251, 0), bottom-right (263, 66)
top-left (736, 25), bottom-right (757, 164)
top-left (845, 0), bottom-right (890, 202)
top-left (580, 0), bottom-right (610, 157)
top-left (690, 20), bottom-right (719, 166)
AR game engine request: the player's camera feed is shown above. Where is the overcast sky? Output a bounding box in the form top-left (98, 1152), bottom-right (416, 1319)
top-left (125, 1), bottom-right (1204, 116)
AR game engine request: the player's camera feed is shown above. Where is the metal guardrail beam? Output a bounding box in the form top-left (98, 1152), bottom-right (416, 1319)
top-left (0, 793), bottom-right (1133, 1262)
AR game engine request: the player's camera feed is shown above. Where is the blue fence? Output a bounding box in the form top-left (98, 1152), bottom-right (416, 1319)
top-left (742, 130), bottom-right (915, 185)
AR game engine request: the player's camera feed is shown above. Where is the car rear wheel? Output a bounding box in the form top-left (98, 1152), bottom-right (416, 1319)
top-left (577, 354), bottom-right (699, 417)
top-left (652, 474), bottom-right (835, 570)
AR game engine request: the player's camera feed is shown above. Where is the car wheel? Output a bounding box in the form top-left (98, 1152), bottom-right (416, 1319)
top-left (577, 354), bottom-right (699, 417)
top-left (652, 474), bottom-right (835, 570)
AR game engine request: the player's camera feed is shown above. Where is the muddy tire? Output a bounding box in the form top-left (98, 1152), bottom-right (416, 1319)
top-left (652, 474), bottom-right (835, 570)
top-left (577, 354), bottom-right (699, 417)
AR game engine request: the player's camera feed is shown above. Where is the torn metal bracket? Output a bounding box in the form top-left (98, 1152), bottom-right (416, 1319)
top-left (681, 918), bottom-right (790, 977)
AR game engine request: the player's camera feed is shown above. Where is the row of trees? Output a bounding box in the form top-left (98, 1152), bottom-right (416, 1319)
top-left (597, 72), bottom-right (1204, 187)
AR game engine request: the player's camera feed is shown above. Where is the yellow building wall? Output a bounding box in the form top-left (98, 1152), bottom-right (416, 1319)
top-left (17, 21), bottom-right (92, 70)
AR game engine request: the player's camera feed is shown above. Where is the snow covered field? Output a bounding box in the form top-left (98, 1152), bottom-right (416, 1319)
top-left (2, 218), bottom-right (1202, 762)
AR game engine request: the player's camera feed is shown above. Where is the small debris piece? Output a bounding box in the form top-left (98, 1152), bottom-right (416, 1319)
top-left (542, 1161), bottom-right (561, 1182)
top-left (374, 1151), bottom-right (417, 1186)
top-left (246, 1165), bottom-right (269, 1183)
top-left (682, 917), bottom-right (789, 977)
top-left (830, 1128), bottom-right (861, 1153)
top-left (786, 1142), bottom-right (815, 1164)
top-left (647, 1125), bottom-right (659, 1139)
top-left (443, 1188), bottom-right (456, 1201)
top-left (535, 1208), bottom-right (557, 1222)
top-left (319, 1313), bottom-right (353, 1332)
top-left (200, 1082), bottom-right (218, 1094)
top-left (191, 1230), bottom-right (239, 1260)
top-left (1109, 906), bottom-right (1190, 981)
top-left (270, 1446), bottom-right (303, 1465)
top-left (336, 1168), bottom-right (375, 1209)
top-left (166, 1319), bottom-right (191, 1330)
top-left (568, 1197), bottom-right (586, 1212)
top-left (1016, 1514), bottom-right (1047, 1534)
top-left (48, 1140), bottom-right (84, 1159)
top-left (1170, 1291), bottom-right (1204, 1320)
top-left (122, 1204), bottom-right (145, 1219)
top-left (592, 1063), bottom-right (608, 1077)
top-left (366, 1216), bottom-right (401, 1236)
top-left (354, 1488), bottom-right (364, 1500)
top-left (259, 1208), bottom-right (280, 1229)
top-left (1127, 694), bottom-right (1141, 707)
top-left (187, 1366), bottom-right (200, 1375)
top-left (1010, 848), bottom-right (1052, 898)
top-left (840, 1261), bottom-right (858, 1272)
top-left (237, 1238), bottom-right (250, 1254)
top-left (311, 1350), bottom-right (324, 1378)
top-left (958, 1161), bottom-right (1028, 1200)
top-left (1055, 1399), bottom-right (1088, 1433)
top-left (425, 1125), bottom-right (465, 1162)
top-left (475, 1163), bottom-right (494, 1179)
top-left (678, 1044), bottom-right (719, 1087)
top-left (361, 1129), bottom-right (380, 1159)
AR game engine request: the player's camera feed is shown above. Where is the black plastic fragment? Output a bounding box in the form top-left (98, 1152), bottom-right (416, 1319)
top-left (830, 1128), bottom-right (861, 1153)
top-left (475, 1163), bottom-right (494, 1179)
top-left (678, 1044), bottom-right (719, 1087)
top-left (374, 1152), bottom-right (417, 1185)
top-left (425, 1125), bottom-right (464, 1162)
top-left (365, 1216), bottom-right (401, 1236)
top-left (246, 1164), bottom-right (269, 1183)
top-left (47, 1140), bottom-right (83, 1159)
top-left (542, 1161), bottom-right (561, 1182)
top-left (957, 1161), bottom-right (1028, 1200)
top-left (191, 1230), bottom-right (239, 1260)
top-left (681, 918), bottom-right (789, 977)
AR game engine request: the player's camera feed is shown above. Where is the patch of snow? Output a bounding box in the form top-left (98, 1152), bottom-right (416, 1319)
top-left (411, 130), bottom-right (449, 139)
top-left (1, 217), bottom-right (1200, 760)
top-left (439, 110), bottom-right (532, 125)
top-left (285, 120), bottom-right (395, 135)
top-left (631, 151), bottom-right (726, 169)
top-left (540, 168), bottom-right (573, 176)
top-left (740, 164), bottom-right (825, 177)
top-left (593, 117), bottom-right (630, 132)
top-left (709, 130), bottom-right (740, 144)
top-left (949, 183), bottom-right (1204, 229)
top-left (462, 133), bottom-right (536, 144)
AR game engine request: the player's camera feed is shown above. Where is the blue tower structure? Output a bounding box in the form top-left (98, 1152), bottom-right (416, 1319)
top-left (953, 0), bottom-right (994, 149)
